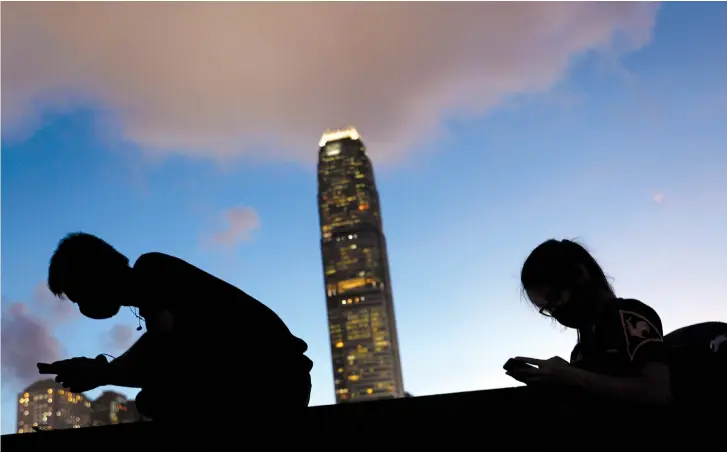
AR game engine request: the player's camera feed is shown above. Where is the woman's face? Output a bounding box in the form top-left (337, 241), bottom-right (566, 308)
top-left (528, 284), bottom-right (601, 329)
top-left (526, 287), bottom-right (571, 317)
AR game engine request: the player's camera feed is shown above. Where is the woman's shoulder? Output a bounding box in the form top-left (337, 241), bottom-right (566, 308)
top-left (614, 297), bottom-right (660, 315)
top-left (607, 298), bottom-right (664, 335)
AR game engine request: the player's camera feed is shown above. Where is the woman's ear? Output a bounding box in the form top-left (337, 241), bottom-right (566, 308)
top-left (573, 264), bottom-right (590, 285)
top-left (554, 288), bottom-right (571, 307)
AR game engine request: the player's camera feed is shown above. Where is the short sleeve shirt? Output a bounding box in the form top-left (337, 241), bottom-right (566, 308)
top-left (570, 298), bottom-right (667, 377)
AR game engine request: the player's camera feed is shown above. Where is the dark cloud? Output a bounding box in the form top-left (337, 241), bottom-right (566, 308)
top-left (1, 303), bottom-right (63, 386)
top-left (1, 3), bottom-right (658, 164)
top-left (208, 206), bottom-right (261, 247)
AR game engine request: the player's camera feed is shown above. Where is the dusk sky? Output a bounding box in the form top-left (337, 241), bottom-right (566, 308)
top-left (2, 2), bottom-right (726, 434)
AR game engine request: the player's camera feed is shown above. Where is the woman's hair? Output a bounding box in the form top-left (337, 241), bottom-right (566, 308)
top-left (520, 239), bottom-right (614, 299)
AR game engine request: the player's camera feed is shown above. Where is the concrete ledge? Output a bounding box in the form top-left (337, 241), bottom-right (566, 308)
top-left (1, 386), bottom-right (720, 450)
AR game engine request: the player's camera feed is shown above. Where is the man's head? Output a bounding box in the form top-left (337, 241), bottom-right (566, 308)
top-left (48, 232), bottom-right (131, 320)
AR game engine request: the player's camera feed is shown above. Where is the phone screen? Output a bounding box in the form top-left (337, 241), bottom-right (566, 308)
top-left (503, 358), bottom-right (536, 373)
top-left (37, 363), bottom-right (56, 375)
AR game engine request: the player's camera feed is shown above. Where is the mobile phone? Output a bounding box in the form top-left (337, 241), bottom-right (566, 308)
top-left (37, 363), bottom-right (56, 375)
top-left (503, 358), bottom-right (536, 373)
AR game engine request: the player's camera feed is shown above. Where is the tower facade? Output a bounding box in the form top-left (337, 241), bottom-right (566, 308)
top-left (317, 127), bottom-right (405, 403)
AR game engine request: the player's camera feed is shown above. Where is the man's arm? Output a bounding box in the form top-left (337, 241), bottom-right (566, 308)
top-left (106, 252), bottom-right (183, 388)
top-left (102, 311), bottom-right (175, 388)
top-left (101, 334), bottom-right (159, 388)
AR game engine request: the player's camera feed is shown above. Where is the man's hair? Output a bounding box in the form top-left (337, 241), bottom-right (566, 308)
top-left (48, 232), bottom-right (130, 299)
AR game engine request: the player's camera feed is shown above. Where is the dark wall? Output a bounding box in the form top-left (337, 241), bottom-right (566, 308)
top-left (1, 387), bottom-right (721, 450)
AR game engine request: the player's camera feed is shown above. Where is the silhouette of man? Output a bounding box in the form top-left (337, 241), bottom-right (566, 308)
top-left (664, 321), bottom-right (727, 411)
top-left (38, 232), bottom-right (313, 426)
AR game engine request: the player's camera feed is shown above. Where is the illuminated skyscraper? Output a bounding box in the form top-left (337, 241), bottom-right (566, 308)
top-left (317, 127), bottom-right (405, 403)
top-left (16, 380), bottom-right (92, 433)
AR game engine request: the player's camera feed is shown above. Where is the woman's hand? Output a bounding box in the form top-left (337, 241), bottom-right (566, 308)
top-left (506, 356), bottom-right (577, 386)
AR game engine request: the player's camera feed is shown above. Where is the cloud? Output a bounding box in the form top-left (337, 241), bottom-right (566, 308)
top-left (0, 282), bottom-right (79, 388)
top-left (105, 325), bottom-right (135, 353)
top-left (31, 282), bottom-right (78, 323)
top-left (1, 303), bottom-right (63, 386)
top-left (209, 206), bottom-right (261, 247)
top-left (652, 192), bottom-right (666, 204)
top-left (1, 3), bottom-right (658, 164)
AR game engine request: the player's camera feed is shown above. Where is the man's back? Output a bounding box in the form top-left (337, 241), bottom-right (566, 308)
top-left (131, 253), bottom-right (313, 421)
top-left (664, 322), bottom-right (727, 406)
top-left (133, 252), bottom-right (309, 364)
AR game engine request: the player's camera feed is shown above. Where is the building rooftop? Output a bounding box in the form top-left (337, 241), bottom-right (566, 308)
top-left (21, 379), bottom-right (63, 394)
top-left (319, 127), bottom-right (361, 147)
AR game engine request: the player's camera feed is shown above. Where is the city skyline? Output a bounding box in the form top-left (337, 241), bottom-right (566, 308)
top-left (16, 379), bottom-right (93, 433)
top-left (317, 127), bottom-right (405, 402)
top-left (16, 380), bottom-right (143, 434)
top-left (2, 2), bottom-right (726, 435)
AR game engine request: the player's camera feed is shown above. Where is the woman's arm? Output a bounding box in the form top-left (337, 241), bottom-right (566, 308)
top-left (512, 355), bottom-right (673, 405)
top-left (513, 300), bottom-right (673, 405)
top-left (566, 361), bottom-right (672, 405)
top-left (571, 299), bottom-right (672, 405)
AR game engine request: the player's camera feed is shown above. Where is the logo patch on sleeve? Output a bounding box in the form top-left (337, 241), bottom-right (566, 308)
top-left (619, 310), bottom-right (663, 361)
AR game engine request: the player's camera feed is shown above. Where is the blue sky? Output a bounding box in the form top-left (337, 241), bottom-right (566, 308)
top-left (2, 2), bottom-right (727, 435)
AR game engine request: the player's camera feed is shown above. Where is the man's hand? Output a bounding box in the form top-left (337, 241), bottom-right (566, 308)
top-left (37, 355), bottom-right (110, 393)
top-left (506, 356), bottom-right (576, 386)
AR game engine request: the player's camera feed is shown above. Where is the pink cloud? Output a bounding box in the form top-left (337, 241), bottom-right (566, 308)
top-left (105, 325), bottom-right (135, 353)
top-left (1, 3), bottom-right (658, 164)
top-left (652, 192), bottom-right (666, 204)
top-left (209, 206), bottom-right (261, 247)
top-left (1, 303), bottom-right (63, 386)
top-left (32, 282), bottom-right (78, 323)
top-left (0, 282), bottom-right (81, 387)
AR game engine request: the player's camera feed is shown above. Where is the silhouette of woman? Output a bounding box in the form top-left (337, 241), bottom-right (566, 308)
top-left (505, 239), bottom-right (672, 406)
